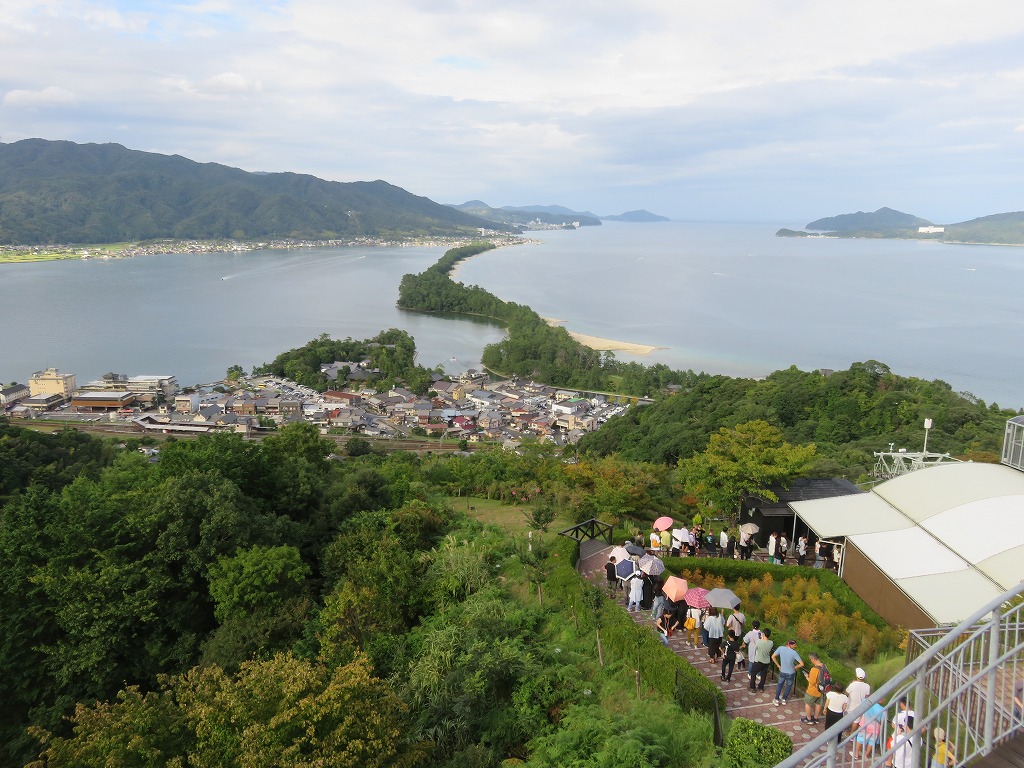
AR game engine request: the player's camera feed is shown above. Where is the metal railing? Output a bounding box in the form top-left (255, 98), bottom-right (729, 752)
top-left (775, 582), bottom-right (1024, 768)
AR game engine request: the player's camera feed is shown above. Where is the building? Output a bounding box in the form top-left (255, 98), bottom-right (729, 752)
top-left (791, 461), bottom-right (1024, 629)
top-left (71, 391), bottom-right (137, 412)
top-left (80, 373), bottom-right (178, 401)
top-left (29, 368), bottom-right (77, 400)
top-left (0, 383), bottom-right (30, 407)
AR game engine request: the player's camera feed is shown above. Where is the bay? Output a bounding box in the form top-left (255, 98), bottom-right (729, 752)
top-left (2, 222), bottom-right (1021, 411)
top-left (0, 245), bottom-right (506, 387)
top-left (456, 221), bottom-right (1024, 410)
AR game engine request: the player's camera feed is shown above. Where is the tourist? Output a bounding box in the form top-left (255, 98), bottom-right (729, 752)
top-left (685, 604), bottom-right (704, 646)
top-left (605, 556), bottom-right (619, 597)
top-left (813, 539), bottom-right (824, 568)
top-left (892, 696), bottom-right (915, 731)
top-left (719, 528), bottom-right (729, 557)
top-left (670, 528), bottom-right (684, 557)
top-left (802, 653), bottom-right (826, 725)
top-left (833, 543), bottom-right (842, 572)
top-left (767, 532), bottom-right (777, 564)
top-left (650, 576), bottom-right (667, 621)
top-left (721, 629), bottom-right (740, 681)
top-left (705, 607), bottom-right (725, 660)
top-left (887, 719), bottom-right (916, 768)
top-left (853, 700), bottom-right (886, 758)
top-left (656, 609), bottom-right (680, 646)
top-left (726, 608), bottom-right (745, 641)
top-left (739, 529), bottom-right (751, 560)
top-left (797, 535), bottom-right (808, 566)
top-left (778, 533), bottom-right (789, 565)
top-left (772, 638), bottom-right (804, 705)
top-left (650, 528), bottom-right (661, 554)
top-left (749, 627), bottom-right (774, 692)
top-left (847, 667), bottom-right (871, 712)
top-left (626, 573), bottom-right (644, 612)
top-left (930, 727), bottom-right (955, 768)
top-left (824, 678), bottom-right (850, 739)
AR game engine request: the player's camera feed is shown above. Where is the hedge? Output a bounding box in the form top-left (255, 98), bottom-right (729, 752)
top-left (723, 717), bottom-right (793, 768)
top-left (543, 535), bottom-right (725, 718)
top-left (662, 556), bottom-right (891, 630)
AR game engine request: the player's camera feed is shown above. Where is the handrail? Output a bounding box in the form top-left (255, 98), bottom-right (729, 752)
top-left (775, 580), bottom-right (1024, 768)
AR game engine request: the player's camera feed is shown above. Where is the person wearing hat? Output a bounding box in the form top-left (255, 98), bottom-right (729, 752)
top-left (847, 667), bottom-right (871, 711)
top-left (931, 727), bottom-right (955, 768)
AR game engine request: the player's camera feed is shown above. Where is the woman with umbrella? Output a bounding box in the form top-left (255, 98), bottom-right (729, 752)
top-left (704, 607), bottom-right (726, 660)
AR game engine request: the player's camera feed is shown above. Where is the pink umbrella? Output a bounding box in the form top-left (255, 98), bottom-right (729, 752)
top-left (662, 576), bottom-right (689, 602)
top-left (684, 586), bottom-right (711, 609)
top-left (653, 516), bottom-right (673, 531)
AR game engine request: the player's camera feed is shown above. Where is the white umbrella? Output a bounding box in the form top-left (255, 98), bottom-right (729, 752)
top-left (739, 522), bottom-right (760, 535)
top-left (705, 587), bottom-right (741, 609)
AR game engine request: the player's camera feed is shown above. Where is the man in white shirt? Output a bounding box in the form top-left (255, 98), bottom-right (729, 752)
top-left (719, 529), bottom-right (729, 558)
top-left (846, 668), bottom-right (871, 712)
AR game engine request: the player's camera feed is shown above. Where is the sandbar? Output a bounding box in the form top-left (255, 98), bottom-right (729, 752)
top-left (542, 317), bottom-right (663, 356)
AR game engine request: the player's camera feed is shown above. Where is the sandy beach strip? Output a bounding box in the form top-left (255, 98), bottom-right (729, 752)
top-left (542, 317), bottom-right (663, 356)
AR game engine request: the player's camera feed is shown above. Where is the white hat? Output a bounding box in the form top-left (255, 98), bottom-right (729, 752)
top-left (855, 667), bottom-right (866, 679)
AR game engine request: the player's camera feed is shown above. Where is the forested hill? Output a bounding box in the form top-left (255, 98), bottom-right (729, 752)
top-left (0, 139), bottom-right (509, 244)
top-left (578, 361), bottom-right (1018, 477)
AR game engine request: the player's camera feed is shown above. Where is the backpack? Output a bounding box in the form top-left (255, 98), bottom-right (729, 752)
top-left (819, 663), bottom-right (833, 694)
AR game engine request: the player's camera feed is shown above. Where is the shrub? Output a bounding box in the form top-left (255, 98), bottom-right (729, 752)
top-left (723, 717), bottom-right (793, 768)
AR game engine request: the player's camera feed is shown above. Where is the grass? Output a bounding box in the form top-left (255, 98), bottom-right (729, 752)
top-left (443, 495), bottom-right (576, 535)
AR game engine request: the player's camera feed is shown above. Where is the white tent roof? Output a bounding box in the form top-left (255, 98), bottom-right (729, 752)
top-left (791, 462), bottom-right (1024, 624)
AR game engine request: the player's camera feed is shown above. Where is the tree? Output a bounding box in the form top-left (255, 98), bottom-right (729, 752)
top-left (678, 420), bottom-right (816, 523)
top-left (208, 545), bottom-right (310, 623)
top-left (225, 364), bottom-right (246, 381)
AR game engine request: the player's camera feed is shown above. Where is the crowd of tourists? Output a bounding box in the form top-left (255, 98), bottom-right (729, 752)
top-left (641, 526), bottom-right (842, 571)
top-left (601, 546), bottom-right (951, 764)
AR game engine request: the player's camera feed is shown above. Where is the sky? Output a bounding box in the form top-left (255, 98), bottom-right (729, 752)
top-left (2, 0), bottom-right (1024, 223)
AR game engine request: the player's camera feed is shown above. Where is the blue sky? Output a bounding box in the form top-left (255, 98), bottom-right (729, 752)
top-left (2, 0), bottom-right (1023, 223)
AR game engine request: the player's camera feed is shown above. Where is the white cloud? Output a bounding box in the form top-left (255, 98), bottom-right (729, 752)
top-left (3, 86), bottom-right (78, 107)
top-left (1, 0), bottom-right (1024, 218)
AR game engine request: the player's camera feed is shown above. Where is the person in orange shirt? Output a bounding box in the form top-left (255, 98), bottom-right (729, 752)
top-left (801, 653), bottom-right (826, 725)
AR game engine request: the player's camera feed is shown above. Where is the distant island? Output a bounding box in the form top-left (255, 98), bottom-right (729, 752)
top-left (448, 201), bottom-right (669, 229)
top-left (778, 206), bottom-right (1024, 245)
top-left (0, 139), bottom-right (513, 245)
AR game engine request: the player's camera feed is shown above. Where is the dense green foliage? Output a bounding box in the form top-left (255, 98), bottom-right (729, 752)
top-left (0, 139), bottom-right (508, 244)
top-left (580, 361), bottom-right (1018, 478)
top-left (0, 421), bottom-right (115, 499)
top-left (253, 328), bottom-right (438, 392)
top-left (944, 211), bottom-right (1024, 245)
top-left (805, 207), bottom-right (932, 236)
top-left (449, 201), bottom-right (602, 228)
top-left (0, 421), bottom-right (720, 767)
top-left (723, 718), bottom-right (793, 768)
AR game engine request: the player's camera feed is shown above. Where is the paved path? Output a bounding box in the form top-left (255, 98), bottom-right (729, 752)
top-left (579, 543), bottom-right (824, 753)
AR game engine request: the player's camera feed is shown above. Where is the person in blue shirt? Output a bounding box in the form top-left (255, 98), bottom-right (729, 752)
top-left (772, 639), bottom-right (804, 705)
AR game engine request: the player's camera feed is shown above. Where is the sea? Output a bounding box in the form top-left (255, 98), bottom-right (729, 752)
top-left (1, 221), bottom-right (1022, 409)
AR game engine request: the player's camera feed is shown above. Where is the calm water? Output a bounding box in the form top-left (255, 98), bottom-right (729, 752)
top-left (0, 245), bottom-right (506, 386)
top-left (2, 223), bottom-right (1022, 409)
top-left (458, 222), bottom-right (1024, 409)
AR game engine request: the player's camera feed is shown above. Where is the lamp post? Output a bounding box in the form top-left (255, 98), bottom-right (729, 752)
top-left (923, 418), bottom-right (933, 454)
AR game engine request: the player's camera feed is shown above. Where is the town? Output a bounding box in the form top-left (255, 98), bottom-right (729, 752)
top-left (1, 365), bottom-right (644, 447)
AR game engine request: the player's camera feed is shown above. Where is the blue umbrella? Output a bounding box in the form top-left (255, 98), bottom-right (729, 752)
top-left (615, 559), bottom-right (637, 579)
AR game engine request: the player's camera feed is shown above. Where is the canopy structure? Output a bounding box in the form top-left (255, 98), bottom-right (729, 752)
top-left (791, 462), bottom-right (1024, 627)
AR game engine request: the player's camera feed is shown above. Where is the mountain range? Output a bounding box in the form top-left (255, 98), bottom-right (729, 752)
top-left (777, 206), bottom-right (1024, 244)
top-left (448, 201), bottom-right (669, 227)
top-left (0, 139), bottom-right (511, 245)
